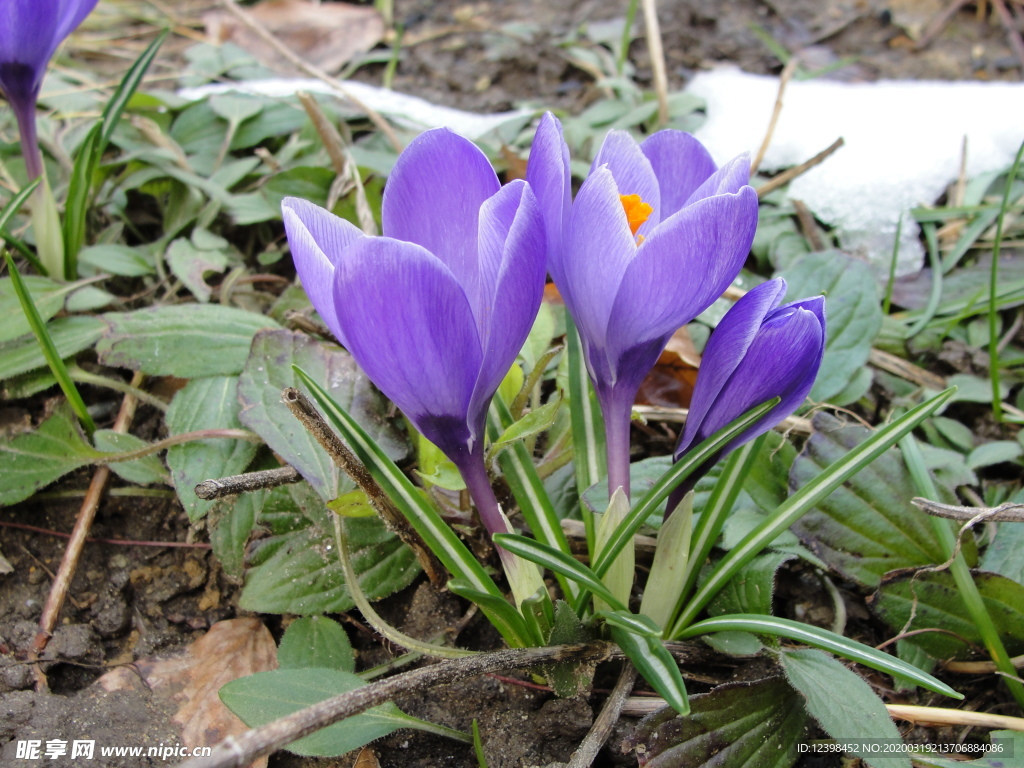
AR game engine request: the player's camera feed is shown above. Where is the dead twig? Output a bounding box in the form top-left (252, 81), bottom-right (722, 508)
top-left (30, 373), bottom-right (143, 691)
top-left (282, 387), bottom-right (446, 586)
top-left (911, 498), bottom-right (1024, 523)
top-left (756, 138), bottom-right (845, 199)
top-left (752, 58), bottom-right (800, 175)
top-left (173, 642), bottom-right (617, 768)
top-left (640, 0), bottom-right (669, 127)
top-left (631, 405), bottom-right (812, 436)
top-left (195, 466), bottom-right (302, 500)
top-left (886, 704), bottom-right (1024, 732)
top-left (868, 349), bottom-right (947, 391)
top-left (567, 664), bottom-right (639, 768)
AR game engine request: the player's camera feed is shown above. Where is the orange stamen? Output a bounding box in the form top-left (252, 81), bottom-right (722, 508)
top-left (619, 194), bottom-right (653, 237)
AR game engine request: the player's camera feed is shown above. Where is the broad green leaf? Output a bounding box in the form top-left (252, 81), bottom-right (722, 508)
top-left (966, 440), bottom-right (1023, 470)
top-left (707, 551), bottom-right (794, 617)
top-left (610, 625), bottom-right (689, 715)
top-left (240, 482), bottom-right (418, 615)
top-left (209, 489), bottom-right (263, 577)
top-left (701, 631), bottom-right (762, 656)
top-left (872, 568), bottom-right (1024, 658)
top-left (0, 316), bottom-right (105, 380)
top-left (679, 614), bottom-right (962, 698)
top-left (781, 648), bottom-right (910, 768)
top-left (277, 616), bottom-right (354, 672)
top-left (0, 402), bottom-right (102, 506)
top-left (544, 600), bottom-right (595, 698)
top-left (581, 455), bottom-right (672, 517)
top-left (906, 730), bottom-right (1021, 768)
top-left (780, 251), bottom-right (883, 403)
top-left (237, 330), bottom-right (406, 501)
top-left (93, 430), bottom-right (167, 485)
top-left (981, 522), bottom-right (1024, 583)
top-left (486, 396), bottom-right (561, 461)
top-left (790, 412), bottom-right (964, 588)
top-left (622, 676), bottom-right (806, 768)
top-left (220, 668), bottom-right (434, 756)
top-left (165, 376), bottom-right (259, 521)
top-left (742, 429), bottom-right (796, 514)
top-left (96, 305), bottom-right (279, 377)
top-left (0, 275), bottom-right (71, 343)
top-left (166, 237), bottom-right (229, 303)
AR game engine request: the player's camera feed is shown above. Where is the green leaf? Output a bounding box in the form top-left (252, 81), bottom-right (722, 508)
top-left (871, 568), bottom-right (1024, 658)
top-left (486, 396), bottom-right (561, 462)
top-left (622, 676), bottom-right (806, 768)
top-left (493, 533), bottom-right (627, 613)
top-left (781, 648), bottom-right (910, 768)
top-left (580, 455), bottom-right (672, 516)
top-left (780, 251), bottom-right (883, 403)
top-left (0, 402), bottom-right (103, 506)
top-left (96, 305), bottom-right (279, 377)
top-left (166, 237), bottom-right (230, 303)
top-left (610, 626), bottom-right (689, 715)
top-left (165, 376), bottom-right (259, 521)
top-left (601, 610), bottom-right (661, 638)
top-left (238, 330), bottom-right (406, 501)
top-left (0, 275), bottom-right (75, 343)
top-left (0, 316), bottom-right (105, 381)
top-left (446, 579), bottom-right (533, 647)
top-left (93, 430), bottom-right (167, 485)
top-left (544, 600), bottom-right (595, 698)
top-left (240, 482), bottom-right (419, 615)
top-left (707, 552), bottom-right (794, 617)
top-left (220, 667), bottom-right (438, 757)
top-left (981, 522), bottom-right (1024, 583)
top-left (209, 489), bottom-right (262, 577)
top-left (278, 616), bottom-right (355, 672)
top-left (790, 412), bottom-right (969, 588)
top-left (678, 614), bottom-right (962, 698)
top-left (564, 317), bottom-right (605, 545)
top-left (966, 440), bottom-right (1023, 470)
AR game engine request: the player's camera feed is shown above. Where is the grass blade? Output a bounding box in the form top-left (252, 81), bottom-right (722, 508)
top-left (670, 387), bottom-right (957, 636)
top-left (678, 614), bottom-right (962, 699)
top-left (565, 316), bottom-right (605, 551)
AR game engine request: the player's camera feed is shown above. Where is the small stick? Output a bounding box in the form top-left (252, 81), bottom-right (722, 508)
top-left (173, 641), bottom-right (617, 768)
top-left (30, 374), bottom-right (143, 690)
top-left (756, 137), bottom-right (845, 198)
top-left (567, 664), bottom-right (638, 768)
top-left (195, 466), bottom-right (302, 500)
top-left (631, 405), bottom-right (812, 436)
top-left (915, 0), bottom-right (972, 50)
top-left (0, 520), bottom-right (211, 549)
top-left (911, 498), bottom-right (1024, 523)
top-left (946, 652), bottom-right (1024, 674)
top-left (791, 199), bottom-right (825, 251)
top-left (752, 58), bottom-right (800, 176)
top-left (282, 387), bottom-right (446, 585)
top-left (217, 0), bottom-right (402, 153)
top-left (868, 348), bottom-right (947, 391)
top-left (992, 0), bottom-right (1024, 71)
top-left (640, 0), bottom-right (670, 127)
top-left (886, 704), bottom-right (1024, 732)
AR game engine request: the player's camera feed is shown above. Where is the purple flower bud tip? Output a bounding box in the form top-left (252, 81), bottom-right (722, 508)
top-left (0, 0), bottom-right (99, 178)
top-left (674, 277), bottom-right (827, 462)
top-left (526, 112), bottom-right (760, 495)
top-left (282, 128), bottom-right (547, 470)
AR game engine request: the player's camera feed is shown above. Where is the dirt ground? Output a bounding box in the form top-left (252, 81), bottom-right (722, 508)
top-left (1, 0), bottom-right (1018, 765)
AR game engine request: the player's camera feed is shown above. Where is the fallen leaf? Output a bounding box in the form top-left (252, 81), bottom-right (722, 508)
top-left (100, 618), bottom-right (278, 768)
top-left (205, 0), bottom-right (385, 75)
top-left (636, 326), bottom-right (700, 408)
top-left (354, 746), bottom-right (381, 768)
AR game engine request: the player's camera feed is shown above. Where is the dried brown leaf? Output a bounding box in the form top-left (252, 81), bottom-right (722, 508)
top-left (99, 618), bottom-right (278, 768)
top-left (204, 0), bottom-right (385, 75)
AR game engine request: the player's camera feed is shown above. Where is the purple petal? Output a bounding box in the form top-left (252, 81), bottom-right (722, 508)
top-left (333, 237), bottom-right (482, 457)
top-left (0, 1), bottom-right (58, 73)
top-left (282, 197), bottom-right (364, 347)
top-left (54, 0), bottom-right (100, 45)
top-left (680, 279), bottom-right (788, 454)
top-left (591, 130), bottom-right (661, 235)
top-left (469, 180), bottom-right (547, 430)
top-left (382, 127), bottom-right (499, 289)
top-left (605, 187), bottom-right (758, 373)
top-left (525, 112), bottom-right (571, 286)
top-left (640, 131), bottom-right (717, 219)
top-left (685, 153), bottom-right (752, 206)
top-left (563, 166), bottom-right (637, 355)
top-left (679, 304), bottom-right (825, 456)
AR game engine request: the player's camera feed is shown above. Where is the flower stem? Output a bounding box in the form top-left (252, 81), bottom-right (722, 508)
top-left (13, 101), bottom-right (43, 180)
top-left (600, 388), bottom-right (633, 500)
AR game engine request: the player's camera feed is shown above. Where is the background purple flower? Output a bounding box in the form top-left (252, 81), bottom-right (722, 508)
top-left (527, 112), bottom-right (759, 497)
top-left (0, 0), bottom-right (98, 178)
top-left (282, 128), bottom-right (546, 540)
top-left (667, 277), bottom-right (825, 511)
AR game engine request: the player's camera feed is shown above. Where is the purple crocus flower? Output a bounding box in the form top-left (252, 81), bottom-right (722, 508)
top-left (282, 128), bottom-right (546, 554)
top-left (526, 112), bottom-right (759, 497)
top-left (666, 277), bottom-right (825, 512)
top-left (0, 0), bottom-right (99, 179)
